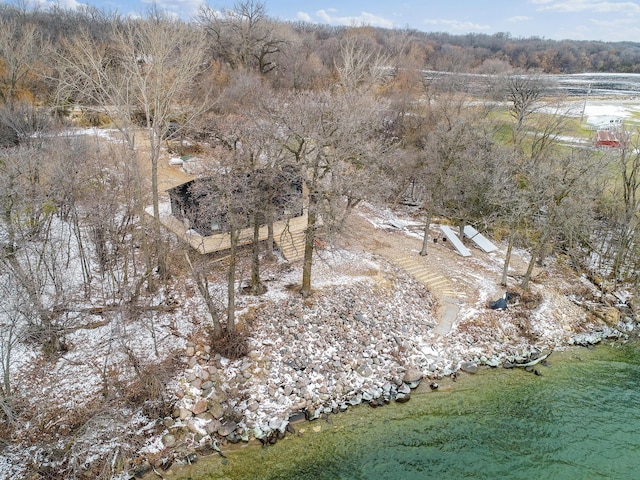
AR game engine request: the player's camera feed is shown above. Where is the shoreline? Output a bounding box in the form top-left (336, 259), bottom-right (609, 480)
top-left (147, 337), bottom-right (636, 480)
top-left (130, 204), bottom-right (638, 478)
top-left (138, 282), bottom-right (630, 478)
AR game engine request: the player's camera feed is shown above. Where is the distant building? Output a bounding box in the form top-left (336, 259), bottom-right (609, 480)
top-left (595, 130), bottom-right (622, 148)
top-left (586, 116), bottom-right (623, 131)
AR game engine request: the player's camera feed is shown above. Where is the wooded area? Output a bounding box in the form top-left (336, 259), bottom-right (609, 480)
top-left (1, 1), bottom-right (639, 478)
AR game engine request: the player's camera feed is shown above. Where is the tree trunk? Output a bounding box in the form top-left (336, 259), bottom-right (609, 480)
top-left (521, 233), bottom-right (547, 291)
top-left (420, 210), bottom-right (432, 256)
top-left (71, 207), bottom-right (92, 296)
top-left (501, 232), bottom-right (514, 286)
top-left (149, 135), bottom-right (167, 281)
top-left (301, 208), bottom-right (316, 297)
top-left (250, 214), bottom-right (263, 293)
top-left (227, 225), bottom-right (238, 334)
top-left (458, 221), bottom-right (466, 245)
top-left (130, 144), bottom-right (154, 292)
top-left (185, 253), bottom-right (222, 338)
top-left (342, 197), bottom-right (361, 226)
top-left (612, 225), bottom-right (634, 286)
top-left (266, 213), bottom-right (275, 260)
top-left (0, 323), bottom-right (14, 423)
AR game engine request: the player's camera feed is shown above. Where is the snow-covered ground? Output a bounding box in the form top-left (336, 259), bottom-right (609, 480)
top-left (2, 115), bottom-right (638, 479)
top-left (3, 197), bottom-right (631, 479)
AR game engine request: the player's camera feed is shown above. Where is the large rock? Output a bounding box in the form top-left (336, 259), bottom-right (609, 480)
top-left (485, 357), bottom-right (501, 368)
top-left (460, 361), bottom-right (479, 374)
top-left (201, 380), bottom-right (214, 391)
top-left (403, 368), bottom-right (423, 388)
top-left (191, 398), bottom-right (208, 415)
top-left (162, 433), bottom-right (177, 448)
top-left (208, 400), bottom-right (224, 419)
top-left (288, 411), bottom-right (306, 424)
top-left (397, 383), bottom-right (411, 395)
top-left (217, 421), bottom-right (237, 437)
top-left (205, 418), bottom-right (222, 435)
top-left (395, 392), bottom-right (411, 403)
top-left (187, 419), bottom-right (207, 435)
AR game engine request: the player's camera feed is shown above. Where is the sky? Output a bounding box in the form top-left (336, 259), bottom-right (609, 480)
top-left (10, 0), bottom-right (640, 42)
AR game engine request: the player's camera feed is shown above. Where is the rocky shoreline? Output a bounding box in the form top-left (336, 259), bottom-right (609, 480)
top-left (138, 262), bottom-right (634, 476)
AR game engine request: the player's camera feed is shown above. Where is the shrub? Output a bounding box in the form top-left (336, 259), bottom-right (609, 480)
top-left (211, 330), bottom-right (250, 359)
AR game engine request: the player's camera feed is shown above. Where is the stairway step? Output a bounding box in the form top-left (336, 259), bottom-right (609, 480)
top-left (414, 273), bottom-right (445, 281)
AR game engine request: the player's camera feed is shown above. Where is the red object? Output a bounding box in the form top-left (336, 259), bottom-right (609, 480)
top-left (596, 130), bottom-right (620, 148)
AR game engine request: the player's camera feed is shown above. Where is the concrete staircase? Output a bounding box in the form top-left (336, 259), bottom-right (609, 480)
top-left (394, 254), bottom-right (465, 336)
top-left (394, 255), bottom-right (462, 299)
top-left (276, 230), bottom-right (306, 262)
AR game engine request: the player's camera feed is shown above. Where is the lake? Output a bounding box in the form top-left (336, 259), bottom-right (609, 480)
top-left (165, 341), bottom-right (640, 480)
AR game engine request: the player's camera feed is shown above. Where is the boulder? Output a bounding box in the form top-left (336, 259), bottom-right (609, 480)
top-left (395, 392), bottom-right (411, 403)
top-left (191, 398), bottom-right (208, 415)
top-left (217, 421), bottom-right (237, 437)
top-left (288, 411), bottom-right (306, 424)
top-left (162, 433), bottom-right (177, 448)
top-left (163, 417), bottom-right (175, 428)
top-left (208, 400), bottom-right (224, 419)
top-left (187, 419), bottom-right (206, 436)
top-left (200, 381), bottom-right (213, 391)
top-left (403, 368), bottom-right (423, 388)
top-left (485, 357), bottom-right (501, 368)
top-left (196, 412), bottom-right (213, 421)
top-left (460, 362), bottom-right (479, 374)
top-left (205, 419), bottom-right (222, 435)
top-left (397, 383), bottom-right (410, 395)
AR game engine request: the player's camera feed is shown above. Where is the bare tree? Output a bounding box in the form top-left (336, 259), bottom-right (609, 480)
top-left (399, 93), bottom-right (497, 255)
top-left (335, 33), bottom-right (391, 93)
top-left (0, 276), bottom-right (24, 423)
top-left (0, 16), bottom-right (44, 109)
top-left (271, 90), bottom-right (389, 296)
top-left (0, 100), bottom-right (52, 147)
top-left (503, 72), bottom-right (549, 150)
top-left (55, 13), bottom-right (210, 281)
top-left (519, 149), bottom-right (603, 290)
top-left (0, 137), bottom-right (94, 352)
top-left (199, 0), bottom-right (286, 74)
top-left (599, 130), bottom-right (640, 286)
top-left (498, 75), bottom-right (572, 286)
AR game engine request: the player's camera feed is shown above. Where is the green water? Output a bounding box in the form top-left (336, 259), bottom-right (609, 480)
top-left (168, 343), bottom-right (640, 480)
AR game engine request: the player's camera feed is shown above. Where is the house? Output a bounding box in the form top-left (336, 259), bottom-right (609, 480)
top-left (167, 169), bottom-right (303, 236)
top-left (161, 168), bottom-right (307, 257)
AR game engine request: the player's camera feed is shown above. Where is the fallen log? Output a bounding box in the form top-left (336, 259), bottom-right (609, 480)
top-left (513, 350), bottom-right (552, 368)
